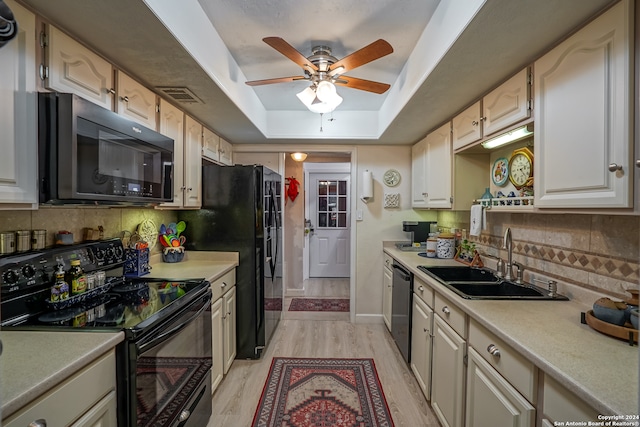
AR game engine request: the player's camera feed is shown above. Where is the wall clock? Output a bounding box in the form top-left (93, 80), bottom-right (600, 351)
top-left (508, 147), bottom-right (534, 189)
top-left (491, 157), bottom-right (509, 186)
top-left (383, 169), bottom-right (401, 187)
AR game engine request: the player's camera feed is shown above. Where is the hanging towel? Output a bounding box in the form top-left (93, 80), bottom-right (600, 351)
top-left (469, 204), bottom-right (485, 236)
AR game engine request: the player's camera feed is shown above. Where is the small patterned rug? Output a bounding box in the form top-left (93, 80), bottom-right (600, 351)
top-left (288, 298), bottom-right (350, 312)
top-left (252, 357), bottom-right (394, 427)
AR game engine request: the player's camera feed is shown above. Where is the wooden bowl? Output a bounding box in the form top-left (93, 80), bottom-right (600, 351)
top-left (624, 288), bottom-right (639, 306)
top-left (585, 310), bottom-right (638, 343)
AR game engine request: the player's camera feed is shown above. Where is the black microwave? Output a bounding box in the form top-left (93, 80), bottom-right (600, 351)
top-left (38, 92), bottom-right (174, 205)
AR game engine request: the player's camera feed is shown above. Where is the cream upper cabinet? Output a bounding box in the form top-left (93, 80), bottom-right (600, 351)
top-left (411, 136), bottom-right (428, 207)
top-left (219, 137), bottom-right (233, 165)
top-left (482, 68), bottom-right (531, 136)
top-left (202, 128), bottom-right (233, 166)
top-left (453, 69), bottom-right (531, 152)
top-left (0, 0), bottom-right (38, 209)
top-left (202, 127), bottom-right (220, 162)
top-left (534, 0), bottom-right (633, 208)
top-left (424, 123), bottom-right (453, 208)
top-left (412, 122), bottom-right (453, 209)
top-left (452, 102), bottom-right (482, 151)
top-left (158, 99), bottom-right (185, 208)
top-left (45, 25), bottom-right (114, 110)
top-left (183, 115), bottom-right (203, 208)
top-left (116, 71), bottom-right (158, 130)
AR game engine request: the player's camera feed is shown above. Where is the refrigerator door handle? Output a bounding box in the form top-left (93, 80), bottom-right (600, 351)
top-left (266, 256), bottom-right (272, 264)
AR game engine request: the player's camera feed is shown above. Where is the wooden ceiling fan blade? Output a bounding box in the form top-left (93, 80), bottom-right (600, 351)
top-left (245, 76), bottom-right (307, 86)
top-left (263, 37), bottom-right (318, 72)
top-left (334, 76), bottom-right (391, 94)
top-left (329, 39), bottom-right (393, 74)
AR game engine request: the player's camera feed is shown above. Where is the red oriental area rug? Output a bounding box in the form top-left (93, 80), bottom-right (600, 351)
top-left (288, 298), bottom-right (350, 312)
top-left (252, 357), bottom-right (395, 427)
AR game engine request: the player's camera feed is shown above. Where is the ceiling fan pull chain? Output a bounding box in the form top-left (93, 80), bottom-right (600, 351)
top-left (319, 113), bottom-right (324, 132)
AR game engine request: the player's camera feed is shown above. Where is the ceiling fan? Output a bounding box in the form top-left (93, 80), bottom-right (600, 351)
top-left (246, 37), bottom-right (393, 113)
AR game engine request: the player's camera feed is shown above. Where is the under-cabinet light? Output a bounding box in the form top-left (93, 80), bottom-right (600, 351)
top-left (481, 124), bottom-right (533, 149)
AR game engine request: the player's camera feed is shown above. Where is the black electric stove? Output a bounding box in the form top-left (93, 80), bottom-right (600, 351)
top-left (0, 239), bottom-right (213, 427)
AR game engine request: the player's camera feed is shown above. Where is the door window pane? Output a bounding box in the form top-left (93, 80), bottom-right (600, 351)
top-left (316, 179), bottom-right (348, 229)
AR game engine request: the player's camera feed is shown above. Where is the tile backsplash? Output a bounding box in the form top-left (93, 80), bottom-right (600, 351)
top-left (443, 211), bottom-right (639, 303)
top-left (0, 207), bottom-right (177, 253)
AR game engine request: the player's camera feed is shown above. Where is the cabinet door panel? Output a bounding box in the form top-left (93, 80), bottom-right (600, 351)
top-left (383, 266), bottom-right (392, 330)
top-left (223, 287), bottom-right (237, 374)
top-left (425, 123), bottom-right (452, 208)
top-left (47, 25), bottom-right (113, 110)
top-left (534, 0), bottom-right (632, 208)
top-left (411, 138), bottom-right (428, 207)
top-left (452, 102), bottom-right (481, 151)
top-left (116, 71), bottom-right (157, 130)
top-left (211, 297), bottom-right (224, 393)
top-left (483, 68), bottom-right (530, 136)
top-left (431, 315), bottom-right (465, 427)
top-left (0, 0), bottom-right (37, 207)
top-left (202, 127), bottom-right (220, 162)
top-left (219, 138), bottom-right (233, 165)
top-left (184, 115), bottom-right (202, 208)
top-left (411, 295), bottom-right (433, 400)
top-left (70, 390), bottom-right (117, 427)
top-left (158, 99), bottom-right (184, 208)
top-left (466, 348), bottom-right (535, 427)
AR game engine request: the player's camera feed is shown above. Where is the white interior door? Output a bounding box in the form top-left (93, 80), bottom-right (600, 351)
top-left (308, 172), bottom-right (350, 277)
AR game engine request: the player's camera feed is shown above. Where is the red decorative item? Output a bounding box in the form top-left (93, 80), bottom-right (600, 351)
top-left (286, 176), bottom-right (300, 203)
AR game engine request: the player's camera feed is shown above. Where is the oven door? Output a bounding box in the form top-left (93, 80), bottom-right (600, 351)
top-left (121, 289), bottom-right (213, 427)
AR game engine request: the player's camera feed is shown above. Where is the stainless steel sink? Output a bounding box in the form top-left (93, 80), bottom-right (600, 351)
top-left (417, 265), bottom-right (568, 300)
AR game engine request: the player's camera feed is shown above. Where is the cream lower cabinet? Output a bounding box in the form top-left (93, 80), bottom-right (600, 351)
top-left (382, 254), bottom-right (393, 331)
top-left (534, 0), bottom-right (633, 208)
top-left (0, 0), bottom-right (38, 209)
top-left (542, 375), bottom-right (599, 425)
top-left (411, 289), bottom-right (433, 401)
top-left (431, 314), bottom-right (466, 427)
top-left (466, 348), bottom-right (535, 427)
top-left (211, 269), bottom-right (237, 394)
top-left (4, 350), bottom-right (117, 427)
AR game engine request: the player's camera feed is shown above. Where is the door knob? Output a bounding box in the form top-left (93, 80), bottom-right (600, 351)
top-left (608, 163), bottom-right (623, 172)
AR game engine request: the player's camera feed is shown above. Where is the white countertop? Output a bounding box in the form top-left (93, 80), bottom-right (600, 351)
top-left (0, 331), bottom-right (124, 419)
top-left (384, 244), bottom-right (639, 417)
top-left (0, 250), bottom-right (239, 420)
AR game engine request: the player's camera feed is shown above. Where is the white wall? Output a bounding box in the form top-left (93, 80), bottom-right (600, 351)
top-left (354, 146), bottom-right (436, 322)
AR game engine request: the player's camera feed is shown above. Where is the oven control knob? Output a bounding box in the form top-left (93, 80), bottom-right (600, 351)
top-left (114, 245), bottom-right (124, 259)
top-left (22, 265), bottom-right (36, 279)
top-left (94, 249), bottom-right (105, 261)
top-left (105, 247), bottom-right (114, 259)
top-left (2, 270), bottom-right (18, 285)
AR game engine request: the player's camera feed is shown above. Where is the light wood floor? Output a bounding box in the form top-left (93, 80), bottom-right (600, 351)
top-left (283, 278), bottom-right (350, 321)
top-left (208, 317), bottom-right (441, 426)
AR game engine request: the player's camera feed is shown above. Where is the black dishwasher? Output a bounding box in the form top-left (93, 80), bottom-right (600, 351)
top-left (391, 262), bottom-right (413, 363)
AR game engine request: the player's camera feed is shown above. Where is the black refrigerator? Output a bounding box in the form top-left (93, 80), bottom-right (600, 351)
top-left (179, 163), bottom-right (283, 359)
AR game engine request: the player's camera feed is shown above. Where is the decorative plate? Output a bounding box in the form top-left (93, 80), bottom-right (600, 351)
top-left (383, 169), bottom-right (401, 187)
top-left (137, 219), bottom-right (158, 250)
top-left (491, 157), bottom-right (509, 186)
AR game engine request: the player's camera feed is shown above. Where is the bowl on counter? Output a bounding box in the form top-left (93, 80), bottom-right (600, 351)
top-left (630, 309), bottom-right (639, 330)
top-left (592, 298), bottom-right (627, 326)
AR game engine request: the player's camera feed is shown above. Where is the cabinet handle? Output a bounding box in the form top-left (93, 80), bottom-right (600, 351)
top-left (479, 116), bottom-right (486, 121)
top-left (487, 344), bottom-right (501, 358)
top-left (179, 410), bottom-right (191, 422)
top-left (418, 286), bottom-right (424, 292)
top-left (441, 306), bottom-right (450, 315)
top-left (187, 187), bottom-right (193, 191)
top-left (106, 88), bottom-right (116, 95)
top-left (28, 420), bottom-right (47, 427)
top-left (608, 163), bottom-right (623, 172)
top-left (471, 120), bottom-right (479, 126)
top-left (222, 314), bottom-right (227, 320)
top-left (635, 159), bottom-right (640, 168)
top-left (227, 311), bottom-right (232, 316)
top-left (120, 96), bottom-right (129, 103)
top-left (221, 282), bottom-right (227, 288)
top-left (424, 327), bottom-right (428, 333)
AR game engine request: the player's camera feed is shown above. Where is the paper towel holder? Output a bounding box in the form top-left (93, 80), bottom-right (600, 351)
top-left (361, 170), bottom-right (373, 203)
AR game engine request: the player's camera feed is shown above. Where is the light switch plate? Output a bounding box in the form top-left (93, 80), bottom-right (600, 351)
top-left (356, 209), bottom-right (363, 221)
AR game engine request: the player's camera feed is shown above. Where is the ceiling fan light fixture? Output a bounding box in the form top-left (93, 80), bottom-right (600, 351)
top-left (315, 81), bottom-right (336, 102)
top-left (297, 83), bottom-right (343, 114)
top-left (296, 86), bottom-right (316, 105)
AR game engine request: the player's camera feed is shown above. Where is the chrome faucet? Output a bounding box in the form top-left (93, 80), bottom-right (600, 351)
top-left (503, 227), bottom-right (513, 280)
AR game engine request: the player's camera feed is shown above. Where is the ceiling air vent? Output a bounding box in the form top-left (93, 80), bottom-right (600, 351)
top-left (157, 87), bottom-right (204, 104)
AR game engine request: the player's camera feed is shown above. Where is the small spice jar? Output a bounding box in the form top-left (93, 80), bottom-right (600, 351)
top-left (437, 233), bottom-right (456, 259)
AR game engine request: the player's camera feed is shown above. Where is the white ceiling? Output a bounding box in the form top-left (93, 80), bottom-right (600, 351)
top-left (18, 0), bottom-right (615, 146)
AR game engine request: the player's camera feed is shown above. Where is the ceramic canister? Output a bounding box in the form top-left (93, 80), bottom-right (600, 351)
top-left (437, 233), bottom-right (455, 259)
top-left (0, 231), bottom-right (15, 254)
